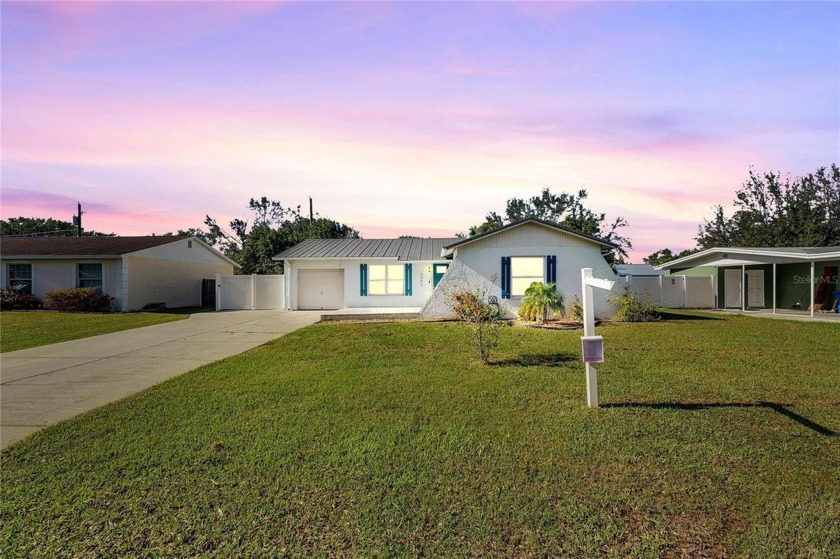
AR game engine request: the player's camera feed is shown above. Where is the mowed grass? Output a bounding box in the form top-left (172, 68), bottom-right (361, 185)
top-left (0, 310), bottom-right (192, 352)
top-left (1, 311), bottom-right (838, 557)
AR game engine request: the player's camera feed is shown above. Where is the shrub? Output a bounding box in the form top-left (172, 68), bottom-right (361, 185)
top-left (0, 290), bottom-right (42, 311)
top-left (43, 288), bottom-right (114, 313)
top-left (518, 282), bottom-right (564, 323)
top-left (450, 287), bottom-right (508, 365)
top-left (610, 289), bottom-right (659, 322)
top-left (567, 295), bottom-right (584, 322)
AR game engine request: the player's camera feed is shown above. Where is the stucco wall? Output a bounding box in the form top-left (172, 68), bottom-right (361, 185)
top-left (124, 256), bottom-right (233, 311)
top-left (285, 259), bottom-right (443, 310)
top-left (454, 239), bottom-right (618, 318)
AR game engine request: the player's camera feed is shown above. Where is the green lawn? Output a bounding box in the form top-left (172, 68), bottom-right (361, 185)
top-left (1, 311), bottom-right (838, 557)
top-left (0, 310), bottom-right (195, 353)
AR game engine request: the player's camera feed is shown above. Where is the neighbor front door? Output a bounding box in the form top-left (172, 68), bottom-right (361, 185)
top-left (747, 270), bottom-right (765, 307)
top-left (724, 269), bottom-right (742, 308)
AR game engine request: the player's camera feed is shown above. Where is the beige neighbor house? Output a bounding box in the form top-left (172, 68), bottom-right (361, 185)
top-left (0, 236), bottom-right (236, 311)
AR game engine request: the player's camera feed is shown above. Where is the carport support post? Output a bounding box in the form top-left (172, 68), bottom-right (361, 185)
top-left (772, 263), bottom-right (777, 314)
top-left (810, 261), bottom-right (815, 317)
top-left (741, 264), bottom-right (746, 311)
top-left (581, 268), bottom-right (598, 408)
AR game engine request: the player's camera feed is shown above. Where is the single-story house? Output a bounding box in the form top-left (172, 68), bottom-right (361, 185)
top-left (658, 246), bottom-right (840, 316)
top-left (274, 217), bottom-right (619, 318)
top-left (0, 236), bottom-right (236, 311)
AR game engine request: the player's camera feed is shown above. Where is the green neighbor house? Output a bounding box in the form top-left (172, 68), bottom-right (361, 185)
top-left (658, 247), bottom-right (840, 316)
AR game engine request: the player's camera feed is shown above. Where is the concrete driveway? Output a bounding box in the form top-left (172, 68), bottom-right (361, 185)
top-left (0, 310), bottom-right (320, 449)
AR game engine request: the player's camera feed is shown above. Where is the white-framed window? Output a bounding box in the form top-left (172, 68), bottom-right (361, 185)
top-left (8, 263), bottom-right (33, 294)
top-left (510, 256), bottom-right (544, 297)
top-left (368, 264), bottom-right (405, 295)
top-left (78, 263), bottom-right (103, 291)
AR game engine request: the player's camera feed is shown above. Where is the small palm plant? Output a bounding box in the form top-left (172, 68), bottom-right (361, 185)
top-left (518, 282), bottom-right (564, 323)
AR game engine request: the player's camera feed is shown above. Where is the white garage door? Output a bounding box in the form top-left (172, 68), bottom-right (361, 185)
top-left (298, 270), bottom-right (344, 310)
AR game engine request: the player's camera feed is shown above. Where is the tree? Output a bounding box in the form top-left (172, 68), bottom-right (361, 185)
top-left (696, 164), bottom-right (840, 249)
top-left (643, 248), bottom-right (697, 266)
top-left (466, 188), bottom-right (632, 266)
top-left (202, 197), bottom-right (359, 274)
top-left (0, 217), bottom-right (112, 237)
top-left (518, 282), bottom-right (564, 323)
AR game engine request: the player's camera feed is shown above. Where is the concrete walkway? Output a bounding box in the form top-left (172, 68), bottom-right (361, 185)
top-left (0, 310), bottom-right (320, 449)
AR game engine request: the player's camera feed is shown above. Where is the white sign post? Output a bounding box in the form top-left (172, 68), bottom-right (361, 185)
top-left (581, 268), bottom-right (614, 408)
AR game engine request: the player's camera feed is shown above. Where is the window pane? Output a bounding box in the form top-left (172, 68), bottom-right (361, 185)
top-left (512, 278), bottom-right (541, 297)
top-left (79, 264), bottom-right (103, 290)
top-left (511, 257), bottom-right (544, 278)
top-left (387, 265), bottom-right (404, 281)
top-left (387, 280), bottom-right (403, 294)
top-left (368, 280), bottom-right (386, 295)
top-left (9, 264), bottom-right (32, 280)
top-left (368, 265), bottom-right (386, 280)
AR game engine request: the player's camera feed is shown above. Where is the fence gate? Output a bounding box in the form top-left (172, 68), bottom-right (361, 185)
top-left (216, 274), bottom-right (284, 310)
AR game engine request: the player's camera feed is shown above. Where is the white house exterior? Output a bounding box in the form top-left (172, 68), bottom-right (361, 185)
top-left (1, 236), bottom-right (236, 311)
top-left (275, 218), bottom-right (619, 318)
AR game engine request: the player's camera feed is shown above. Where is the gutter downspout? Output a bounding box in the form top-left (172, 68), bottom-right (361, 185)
top-left (772, 262), bottom-right (777, 314)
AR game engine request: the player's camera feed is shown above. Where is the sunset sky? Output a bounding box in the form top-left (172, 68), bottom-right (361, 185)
top-left (2, 1), bottom-right (838, 262)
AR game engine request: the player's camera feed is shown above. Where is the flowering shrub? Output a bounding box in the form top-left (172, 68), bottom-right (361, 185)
top-left (450, 288), bottom-right (508, 365)
top-left (0, 290), bottom-right (42, 311)
top-left (43, 288), bottom-right (114, 313)
top-left (610, 290), bottom-right (659, 322)
top-left (567, 295), bottom-right (584, 322)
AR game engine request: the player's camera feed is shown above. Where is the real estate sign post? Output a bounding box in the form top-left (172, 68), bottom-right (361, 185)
top-left (581, 268), bottom-right (614, 408)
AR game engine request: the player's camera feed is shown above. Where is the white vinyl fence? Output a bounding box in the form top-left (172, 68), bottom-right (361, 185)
top-left (623, 275), bottom-right (715, 309)
top-left (216, 274), bottom-right (284, 310)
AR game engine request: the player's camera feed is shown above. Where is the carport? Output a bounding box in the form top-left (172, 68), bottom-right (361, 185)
top-left (658, 247), bottom-right (840, 317)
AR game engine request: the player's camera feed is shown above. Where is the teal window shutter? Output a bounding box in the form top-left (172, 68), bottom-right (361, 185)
top-left (405, 263), bottom-right (413, 296)
top-left (360, 264), bottom-right (368, 296)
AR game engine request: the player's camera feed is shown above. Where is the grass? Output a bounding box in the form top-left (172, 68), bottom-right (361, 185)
top-left (1, 310), bottom-right (838, 557)
top-left (0, 309), bottom-right (201, 353)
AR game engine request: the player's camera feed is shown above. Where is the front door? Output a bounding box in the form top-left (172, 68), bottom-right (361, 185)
top-left (433, 263), bottom-right (449, 287)
top-left (747, 269), bottom-right (765, 307)
top-left (724, 269), bottom-right (742, 308)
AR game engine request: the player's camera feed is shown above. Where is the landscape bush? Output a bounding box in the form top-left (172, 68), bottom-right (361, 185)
top-left (610, 289), bottom-right (659, 322)
top-left (518, 282), bottom-right (564, 323)
top-left (450, 287), bottom-right (508, 365)
top-left (0, 290), bottom-right (42, 311)
top-left (43, 288), bottom-right (114, 313)
top-left (567, 295), bottom-right (584, 322)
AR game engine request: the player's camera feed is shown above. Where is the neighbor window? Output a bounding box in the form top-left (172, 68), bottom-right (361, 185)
top-left (368, 264), bottom-right (405, 295)
top-left (510, 257), bottom-right (544, 296)
top-left (8, 264), bottom-right (32, 294)
top-left (78, 263), bottom-right (103, 291)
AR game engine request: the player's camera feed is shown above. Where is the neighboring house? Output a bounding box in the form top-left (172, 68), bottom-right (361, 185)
top-left (0, 236), bottom-right (236, 311)
top-left (274, 217), bottom-right (619, 317)
top-left (615, 264), bottom-right (663, 279)
top-left (658, 246), bottom-right (840, 315)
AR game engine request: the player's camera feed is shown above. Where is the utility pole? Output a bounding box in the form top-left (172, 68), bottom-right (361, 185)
top-left (309, 197), bottom-right (314, 225)
top-left (73, 203), bottom-right (83, 236)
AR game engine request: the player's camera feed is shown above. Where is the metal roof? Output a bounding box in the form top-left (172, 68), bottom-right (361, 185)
top-left (0, 236), bottom-right (189, 257)
top-left (274, 237), bottom-right (461, 261)
top-left (441, 217), bottom-right (618, 254)
top-left (658, 246), bottom-right (840, 269)
top-left (616, 264), bottom-right (663, 277)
